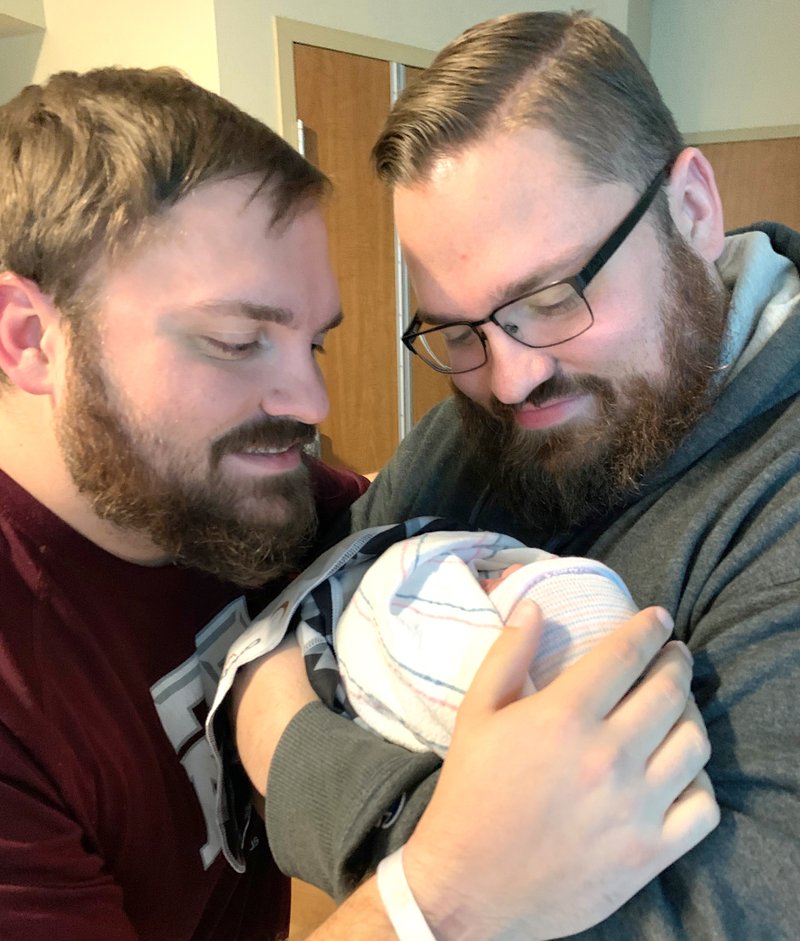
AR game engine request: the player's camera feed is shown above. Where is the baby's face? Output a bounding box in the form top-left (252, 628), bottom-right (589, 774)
top-left (479, 563), bottom-right (524, 595)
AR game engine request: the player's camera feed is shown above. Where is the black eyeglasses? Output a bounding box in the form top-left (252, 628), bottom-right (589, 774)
top-left (402, 164), bottom-right (670, 374)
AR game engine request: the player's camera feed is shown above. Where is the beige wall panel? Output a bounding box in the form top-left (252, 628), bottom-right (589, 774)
top-left (701, 137), bottom-right (800, 232)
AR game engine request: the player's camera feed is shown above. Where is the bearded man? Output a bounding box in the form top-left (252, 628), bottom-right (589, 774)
top-left (0, 65), bottom-right (365, 941)
top-left (243, 11), bottom-right (800, 941)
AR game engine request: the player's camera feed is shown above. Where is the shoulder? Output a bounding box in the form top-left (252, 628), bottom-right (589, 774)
top-left (386, 398), bottom-right (463, 478)
top-left (349, 398), bottom-right (479, 530)
top-left (309, 458), bottom-right (370, 529)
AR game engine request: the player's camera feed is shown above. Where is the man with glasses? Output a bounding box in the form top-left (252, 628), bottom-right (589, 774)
top-left (245, 10), bottom-right (800, 939)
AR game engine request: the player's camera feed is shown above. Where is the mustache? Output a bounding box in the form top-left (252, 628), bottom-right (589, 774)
top-left (487, 370), bottom-right (611, 419)
top-left (210, 417), bottom-right (317, 465)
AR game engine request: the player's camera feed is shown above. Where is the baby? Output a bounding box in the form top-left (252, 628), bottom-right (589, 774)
top-left (333, 524), bottom-right (638, 756)
top-left (209, 517), bottom-right (638, 770)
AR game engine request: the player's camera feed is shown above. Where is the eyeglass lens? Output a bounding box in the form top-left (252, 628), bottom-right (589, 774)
top-left (417, 281), bottom-right (591, 373)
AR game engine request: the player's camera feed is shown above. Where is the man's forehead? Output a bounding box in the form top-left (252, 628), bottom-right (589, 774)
top-left (399, 128), bottom-right (588, 197)
top-left (159, 175), bottom-right (281, 233)
top-left (90, 179), bottom-right (337, 325)
top-left (394, 133), bottom-right (609, 262)
top-left (88, 175), bottom-right (277, 282)
top-left (393, 132), bottom-right (638, 317)
top-left (107, 177), bottom-right (324, 274)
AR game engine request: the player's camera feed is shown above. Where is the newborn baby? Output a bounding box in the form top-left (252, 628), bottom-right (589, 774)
top-left (208, 516), bottom-right (639, 824)
top-left (333, 526), bottom-right (638, 756)
top-left (207, 518), bottom-right (640, 867)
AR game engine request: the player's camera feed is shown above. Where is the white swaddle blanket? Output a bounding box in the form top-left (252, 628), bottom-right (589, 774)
top-left (207, 518), bottom-right (639, 869)
top-left (335, 528), bottom-right (638, 757)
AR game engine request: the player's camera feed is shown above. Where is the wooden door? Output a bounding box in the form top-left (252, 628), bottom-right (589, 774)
top-left (287, 880), bottom-right (334, 940)
top-left (294, 44), bottom-right (397, 475)
top-left (294, 48), bottom-right (451, 474)
top-left (700, 136), bottom-right (800, 231)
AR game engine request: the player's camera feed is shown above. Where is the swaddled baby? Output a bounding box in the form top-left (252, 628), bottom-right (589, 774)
top-left (208, 517), bottom-right (639, 802)
top-left (333, 527), bottom-right (638, 756)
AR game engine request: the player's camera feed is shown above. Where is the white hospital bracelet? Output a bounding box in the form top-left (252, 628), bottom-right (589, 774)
top-left (376, 846), bottom-right (437, 940)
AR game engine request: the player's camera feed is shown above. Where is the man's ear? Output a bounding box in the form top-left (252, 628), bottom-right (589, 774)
top-left (666, 147), bottom-right (726, 263)
top-left (0, 273), bottom-right (64, 396)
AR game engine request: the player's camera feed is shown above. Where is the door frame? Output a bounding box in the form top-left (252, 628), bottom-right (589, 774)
top-left (273, 17), bottom-right (434, 150)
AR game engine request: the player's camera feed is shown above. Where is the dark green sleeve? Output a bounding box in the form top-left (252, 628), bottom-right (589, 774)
top-left (263, 402), bottom-right (458, 899)
top-left (264, 702), bottom-right (440, 901)
top-left (568, 428), bottom-right (800, 940)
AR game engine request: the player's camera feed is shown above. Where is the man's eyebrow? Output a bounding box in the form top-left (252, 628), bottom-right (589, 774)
top-left (497, 249), bottom-right (587, 302)
top-left (236, 301), bottom-right (295, 325)
top-left (182, 299), bottom-right (294, 324)
top-left (415, 243), bottom-right (592, 326)
top-left (188, 301), bottom-right (344, 332)
top-left (322, 310), bottom-right (345, 332)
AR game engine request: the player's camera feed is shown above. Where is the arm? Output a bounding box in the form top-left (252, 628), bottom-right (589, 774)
top-left (236, 604), bottom-right (718, 938)
top-left (549, 402), bottom-right (800, 941)
top-left (291, 398), bottom-right (798, 935)
top-left (304, 877), bottom-right (411, 940)
top-left (234, 638), bottom-right (441, 896)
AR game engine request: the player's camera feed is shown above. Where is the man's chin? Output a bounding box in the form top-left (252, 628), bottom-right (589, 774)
top-left (228, 492), bottom-right (300, 529)
top-left (503, 413), bottom-right (609, 478)
top-left (77, 466), bottom-right (317, 585)
top-left (162, 494), bottom-right (317, 587)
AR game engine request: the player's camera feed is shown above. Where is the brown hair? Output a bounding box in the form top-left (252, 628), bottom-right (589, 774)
top-left (373, 11), bottom-right (683, 193)
top-left (0, 66), bottom-right (328, 319)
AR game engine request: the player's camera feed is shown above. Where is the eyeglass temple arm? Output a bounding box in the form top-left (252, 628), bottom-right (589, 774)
top-left (579, 166), bottom-right (669, 286)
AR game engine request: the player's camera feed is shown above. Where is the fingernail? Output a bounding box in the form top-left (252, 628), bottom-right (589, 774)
top-left (677, 641), bottom-right (694, 666)
top-left (654, 607), bottom-right (674, 632)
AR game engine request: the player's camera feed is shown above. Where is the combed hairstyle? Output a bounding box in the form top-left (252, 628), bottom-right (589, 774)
top-left (0, 66), bottom-right (328, 319)
top-left (373, 10), bottom-right (684, 195)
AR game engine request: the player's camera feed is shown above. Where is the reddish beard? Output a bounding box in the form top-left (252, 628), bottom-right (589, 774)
top-left (56, 318), bottom-right (318, 587)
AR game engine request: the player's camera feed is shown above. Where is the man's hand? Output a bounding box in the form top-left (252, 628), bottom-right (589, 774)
top-left (403, 603), bottom-right (719, 941)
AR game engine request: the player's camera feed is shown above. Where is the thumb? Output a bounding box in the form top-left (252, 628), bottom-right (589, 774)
top-left (457, 600), bottom-right (543, 726)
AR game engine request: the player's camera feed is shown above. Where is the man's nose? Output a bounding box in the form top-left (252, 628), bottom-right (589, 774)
top-left (259, 353), bottom-right (330, 426)
top-left (484, 328), bottom-right (557, 405)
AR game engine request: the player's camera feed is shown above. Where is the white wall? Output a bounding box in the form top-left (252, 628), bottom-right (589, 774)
top-left (0, 0), bottom-right (220, 103)
top-left (649, 0), bottom-right (800, 135)
top-left (0, 0), bottom-right (43, 102)
top-left (214, 0), bottom-right (637, 130)
top-left (0, 0), bottom-right (640, 123)
top-left (0, 0), bottom-right (44, 31)
top-left (4, 0), bottom-right (798, 138)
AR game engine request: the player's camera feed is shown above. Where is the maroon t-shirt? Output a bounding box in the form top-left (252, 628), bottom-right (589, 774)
top-left (0, 462), bottom-right (367, 940)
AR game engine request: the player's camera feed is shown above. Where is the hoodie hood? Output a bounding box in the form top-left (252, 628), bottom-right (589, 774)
top-left (633, 222), bottom-right (800, 495)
